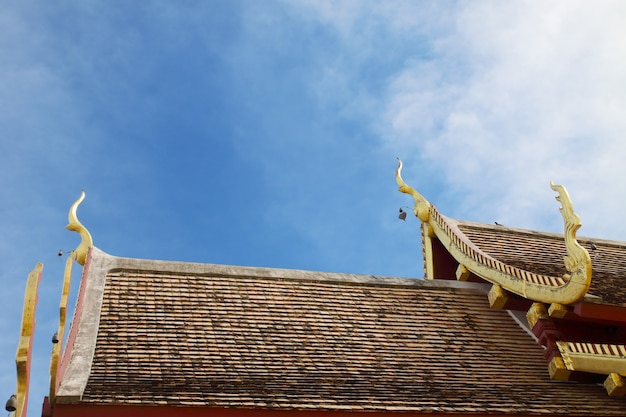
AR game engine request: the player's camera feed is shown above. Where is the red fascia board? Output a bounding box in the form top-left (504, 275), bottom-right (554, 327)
top-left (573, 302), bottom-right (626, 325)
top-left (56, 248), bottom-right (94, 386)
top-left (50, 404), bottom-right (545, 417)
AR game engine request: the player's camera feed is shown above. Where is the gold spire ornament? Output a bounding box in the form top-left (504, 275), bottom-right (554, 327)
top-left (395, 158), bottom-right (431, 222)
top-left (550, 181), bottom-right (593, 282)
top-left (66, 190), bottom-right (93, 265)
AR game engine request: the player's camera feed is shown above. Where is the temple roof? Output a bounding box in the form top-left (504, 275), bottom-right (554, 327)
top-left (455, 220), bottom-right (626, 306)
top-left (54, 248), bottom-right (626, 414)
top-left (393, 160), bottom-right (626, 398)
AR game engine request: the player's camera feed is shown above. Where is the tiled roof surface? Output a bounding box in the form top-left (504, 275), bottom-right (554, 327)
top-left (77, 259), bottom-right (626, 413)
top-left (457, 222), bottom-right (626, 306)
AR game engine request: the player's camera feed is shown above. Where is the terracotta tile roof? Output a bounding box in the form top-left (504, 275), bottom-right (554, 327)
top-left (56, 249), bottom-right (626, 414)
top-left (456, 221), bottom-right (626, 306)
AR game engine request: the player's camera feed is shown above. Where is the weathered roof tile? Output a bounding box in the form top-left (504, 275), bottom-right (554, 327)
top-left (458, 221), bottom-right (626, 305)
top-left (58, 250), bottom-right (626, 414)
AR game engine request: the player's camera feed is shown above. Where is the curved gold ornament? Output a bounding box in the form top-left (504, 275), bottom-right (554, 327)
top-left (395, 158), bottom-right (431, 222)
top-left (396, 159), bottom-right (592, 305)
top-left (550, 181), bottom-right (592, 279)
top-left (66, 190), bottom-right (93, 265)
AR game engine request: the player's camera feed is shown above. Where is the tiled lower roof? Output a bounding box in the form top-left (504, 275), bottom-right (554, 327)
top-left (55, 249), bottom-right (626, 414)
top-left (457, 222), bottom-right (626, 305)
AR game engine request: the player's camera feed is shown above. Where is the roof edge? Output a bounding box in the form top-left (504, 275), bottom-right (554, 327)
top-left (456, 219), bottom-right (625, 248)
top-left (88, 248), bottom-right (492, 292)
top-left (55, 247), bottom-right (116, 403)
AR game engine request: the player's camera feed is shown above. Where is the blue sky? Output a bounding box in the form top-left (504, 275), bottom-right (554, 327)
top-left (2, 1), bottom-right (626, 414)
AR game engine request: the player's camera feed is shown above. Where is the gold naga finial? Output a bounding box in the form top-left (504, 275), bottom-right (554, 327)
top-left (395, 158), bottom-right (431, 222)
top-left (395, 160), bottom-right (592, 304)
top-left (550, 181), bottom-right (592, 278)
top-left (66, 190), bottom-right (93, 265)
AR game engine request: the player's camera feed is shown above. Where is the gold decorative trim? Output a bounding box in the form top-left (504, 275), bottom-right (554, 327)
top-left (548, 356), bottom-right (571, 381)
top-left (556, 341), bottom-right (626, 376)
top-left (66, 190), bottom-right (93, 265)
top-left (526, 302), bottom-right (548, 329)
top-left (15, 263), bottom-right (43, 417)
top-left (548, 303), bottom-right (568, 318)
top-left (395, 159), bottom-right (592, 304)
top-left (488, 284), bottom-right (508, 309)
top-left (422, 223), bottom-right (435, 279)
top-left (49, 255), bottom-right (74, 402)
top-left (456, 264), bottom-right (470, 281)
top-left (550, 181), bottom-right (593, 294)
top-left (605, 373), bottom-right (626, 397)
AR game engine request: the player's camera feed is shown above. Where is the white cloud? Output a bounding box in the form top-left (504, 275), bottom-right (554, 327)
top-left (275, 0), bottom-right (626, 241)
top-left (377, 1), bottom-right (626, 238)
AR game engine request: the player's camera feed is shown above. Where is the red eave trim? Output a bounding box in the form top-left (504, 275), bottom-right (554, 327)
top-left (50, 403), bottom-right (546, 417)
top-left (57, 248), bottom-right (94, 385)
top-left (573, 302), bottom-right (626, 325)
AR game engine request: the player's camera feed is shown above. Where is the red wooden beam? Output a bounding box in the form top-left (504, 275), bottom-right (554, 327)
top-left (48, 403), bottom-right (560, 417)
top-left (573, 302), bottom-right (626, 326)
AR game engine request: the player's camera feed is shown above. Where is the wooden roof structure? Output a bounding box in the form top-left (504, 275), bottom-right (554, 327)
top-left (6, 164), bottom-right (626, 416)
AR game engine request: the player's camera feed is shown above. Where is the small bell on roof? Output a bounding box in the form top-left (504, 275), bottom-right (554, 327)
top-left (5, 394), bottom-right (17, 412)
top-left (398, 208), bottom-right (407, 221)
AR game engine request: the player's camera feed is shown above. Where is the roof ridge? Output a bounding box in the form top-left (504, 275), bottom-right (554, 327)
top-left (94, 247), bottom-right (491, 292)
top-left (457, 219), bottom-right (626, 248)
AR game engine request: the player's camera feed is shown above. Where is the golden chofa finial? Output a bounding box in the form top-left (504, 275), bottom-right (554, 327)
top-left (550, 181), bottom-right (592, 281)
top-left (395, 158), bottom-right (431, 222)
top-left (66, 190), bottom-right (93, 265)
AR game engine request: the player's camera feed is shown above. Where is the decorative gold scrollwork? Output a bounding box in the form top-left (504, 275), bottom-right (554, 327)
top-left (550, 181), bottom-right (592, 279)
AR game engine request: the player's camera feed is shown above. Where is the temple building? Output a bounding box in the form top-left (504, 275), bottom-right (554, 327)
top-left (6, 161), bottom-right (626, 417)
